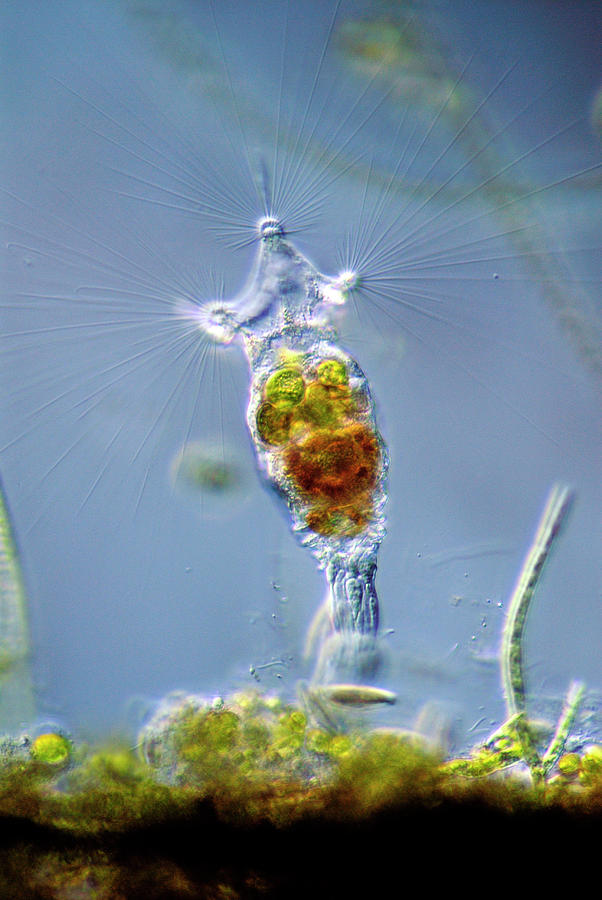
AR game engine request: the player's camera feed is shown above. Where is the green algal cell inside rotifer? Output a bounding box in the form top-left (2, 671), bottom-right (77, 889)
top-left (317, 358), bottom-right (348, 387)
top-left (256, 360), bottom-right (355, 448)
top-left (264, 366), bottom-right (305, 408)
top-left (256, 402), bottom-right (293, 445)
top-left (299, 382), bottom-right (349, 428)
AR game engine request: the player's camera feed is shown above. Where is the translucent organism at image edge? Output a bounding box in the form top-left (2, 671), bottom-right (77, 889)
top-left (0, 476), bottom-right (35, 732)
top-left (191, 215), bottom-right (391, 695)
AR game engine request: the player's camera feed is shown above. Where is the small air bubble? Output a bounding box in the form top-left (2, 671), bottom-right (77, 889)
top-left (493, 272), bottom-right (500, 280)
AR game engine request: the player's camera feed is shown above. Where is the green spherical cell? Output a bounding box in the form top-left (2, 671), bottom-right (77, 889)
top-left (272, 709), bottom-right (307, 757)
top-left (327, 734), bottom-right (353, 758)
top-left (579, 745), bottom-right (602, 786)
top-left (558, 753), bottom-right (581, 776)
top-left (317, 358), bottom-right (348, 387)
top-left (256, 402), bottom-right (292, 445)
top-left (264, 366), bottom-right (305, 408)
top-left (30, 732), bottom-right (71, 766)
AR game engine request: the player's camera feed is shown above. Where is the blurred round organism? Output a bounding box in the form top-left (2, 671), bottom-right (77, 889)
top-left (170, 441), bottom-right (249, 519)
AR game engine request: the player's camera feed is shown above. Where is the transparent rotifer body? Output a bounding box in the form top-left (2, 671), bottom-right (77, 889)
top-left (197, 219), bottom-right (389, 686)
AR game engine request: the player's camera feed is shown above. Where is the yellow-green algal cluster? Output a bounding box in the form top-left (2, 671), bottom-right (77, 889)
top-left (1, 690), bottom-right (600, 833)
top-left (1, 690), bottom-right (600, 898)
top-left (138, 691), bottom-right (350, 792)
top-left (556, 745), bottom-right (602, 788)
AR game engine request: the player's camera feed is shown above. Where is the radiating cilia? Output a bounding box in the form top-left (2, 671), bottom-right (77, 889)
top-left (195, 216), bottom-right (388, 686)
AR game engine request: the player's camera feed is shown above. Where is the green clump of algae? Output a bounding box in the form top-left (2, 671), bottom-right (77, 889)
top-left (1, 691), bottom-right (601, 898)
top-left (0, 692), bottom-right (602, 833)
top-left (2, 693), bottom-right (602, 828)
